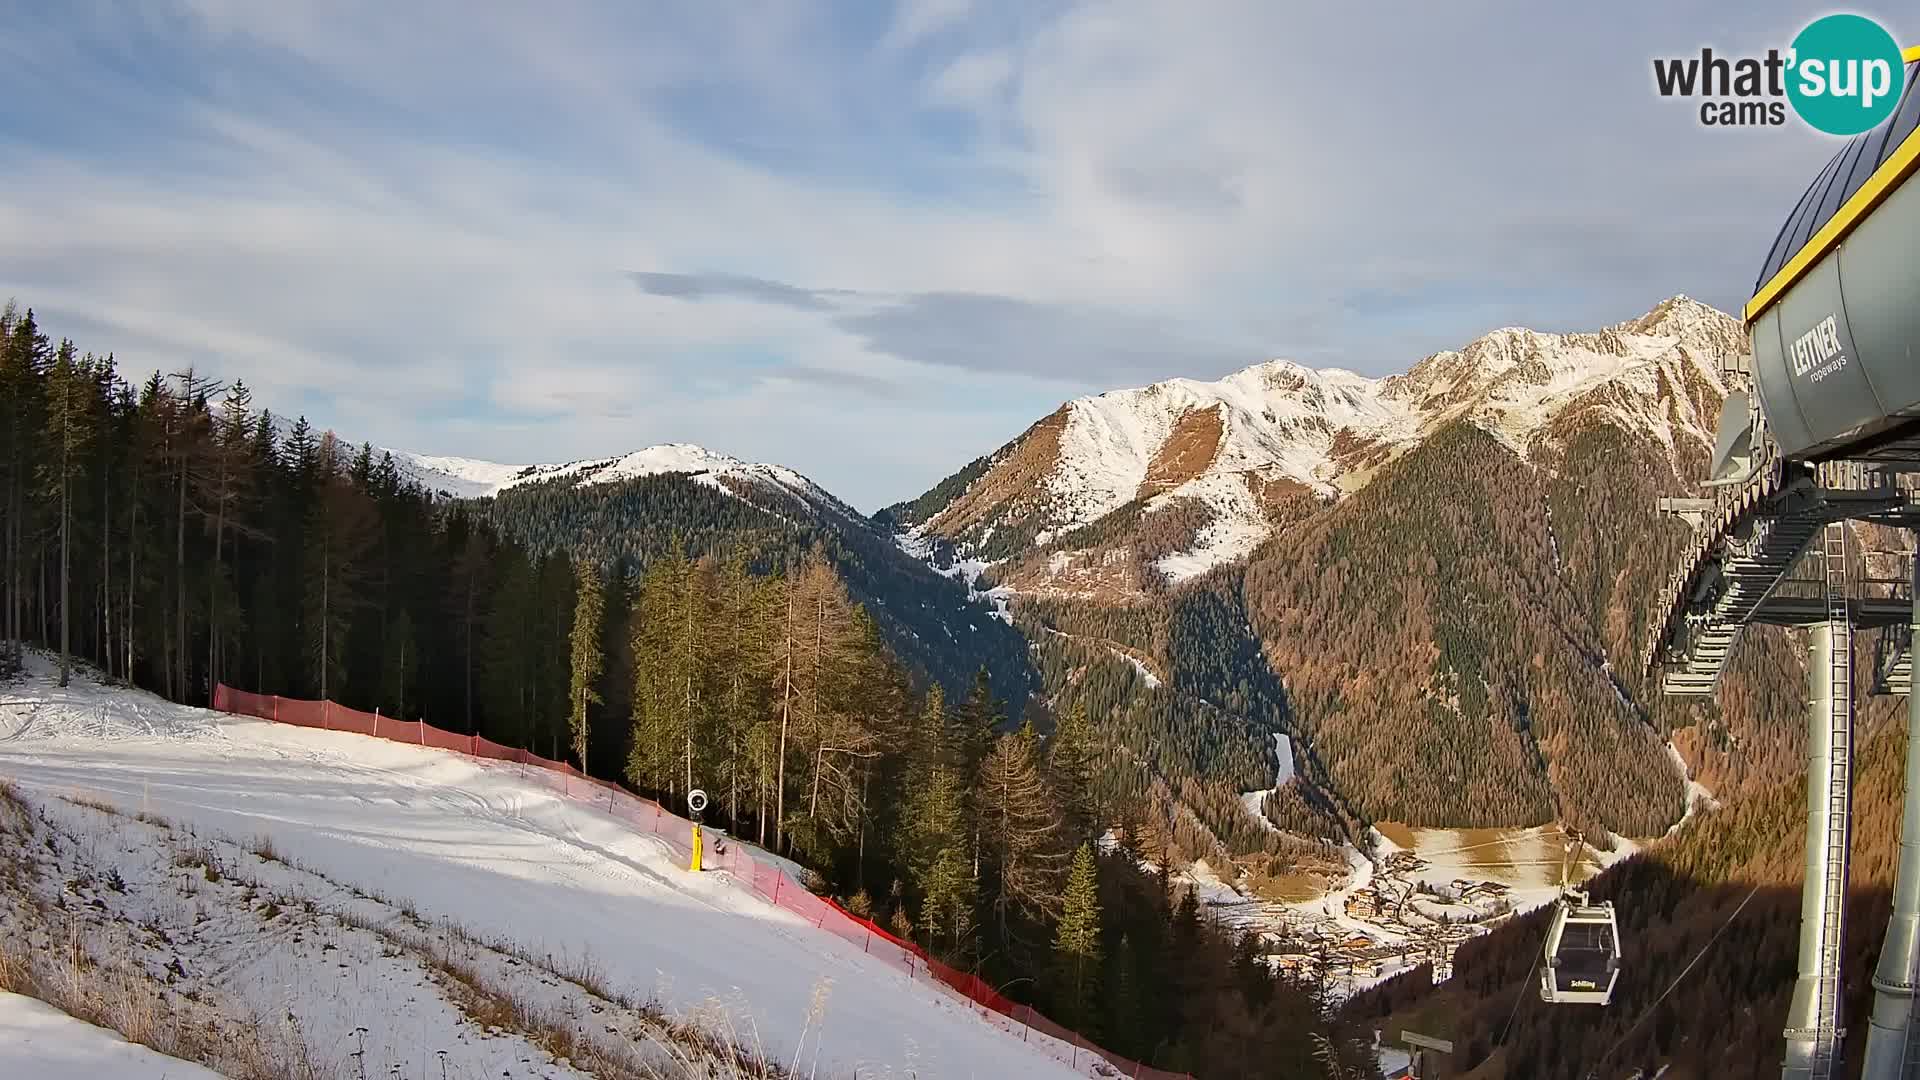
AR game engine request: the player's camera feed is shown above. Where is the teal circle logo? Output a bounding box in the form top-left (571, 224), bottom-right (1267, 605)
top-left (1787, 15), bottom-right (1906, 136)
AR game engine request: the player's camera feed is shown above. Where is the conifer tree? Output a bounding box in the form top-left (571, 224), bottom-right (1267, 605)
top-left (1054, 842), bottom-right (1103, 1031)
top-left (979, 724), bottom-right (1067, 937)
top-left (954, 666), bottom-right (1000, 775)
top-left (1, 307), bottom-right (51, 673)
top-left (482, 543), bottom-right (540, 743)
top-left (302, 433), bottom-right (376, 700)
top-left (447, 523), bottom-right (489, 732)
top-left (202, 381), bottom-right (260, 692)
top-left (629, 548), bottom-right (692, 793)
top-left (39, 341), bottom-right (93, 686)
top-left (381, 607), bottom-right (416, 719)
top-left (569, 559), bottom-right (605, 773)
top-left (922, 845), bottom-right (977, 963)
top-left (953, 665), bottom-right (1002, 876)
top-left (1049, 699), bottom-right (1100, 845)
top-left (167, 368), bottom-right (220, 701)
top-left (715, 556), bottom-right (776, 829)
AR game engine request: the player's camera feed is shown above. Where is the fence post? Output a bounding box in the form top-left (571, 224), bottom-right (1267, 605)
top-left (373, 707), bottom-right (380, 739)
top-left (471, 733), bottom-right (478, 755)
top-left (773, 875), bottom-right (781, 904)
top-left (419, 719), bottom-right (425, 746)
top-left (322, 700), bottom-right (330, 730)
top-left (272, 696), bottom-right (279, 723)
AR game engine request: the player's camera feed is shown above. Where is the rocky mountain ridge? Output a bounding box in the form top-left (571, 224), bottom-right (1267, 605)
top-left (889, 295), bottom-right (1742, 595)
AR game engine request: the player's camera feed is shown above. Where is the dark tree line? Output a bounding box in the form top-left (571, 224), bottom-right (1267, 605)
top-left (0, 303), bottom-right (511, 721)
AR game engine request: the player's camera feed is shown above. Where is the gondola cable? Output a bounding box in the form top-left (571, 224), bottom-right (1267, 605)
top-left (1581, 882), bottom-right (1761, 1079)
top-left (1497, 946), bottom-right (1543, 1046)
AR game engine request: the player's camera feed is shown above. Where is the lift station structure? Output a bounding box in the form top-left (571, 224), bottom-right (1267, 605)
top-left (1647, 46), bottom-right (1920, 1079)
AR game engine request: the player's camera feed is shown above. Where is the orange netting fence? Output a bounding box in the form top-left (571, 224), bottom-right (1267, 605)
top-left (212, 685), bottom-right (1190, 1080)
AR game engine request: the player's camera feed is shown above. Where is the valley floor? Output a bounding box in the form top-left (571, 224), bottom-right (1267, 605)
top-left (0, 658), bottom-right (1089, 1079)
top-left (1179, 819), bottom-right (1642, 1003)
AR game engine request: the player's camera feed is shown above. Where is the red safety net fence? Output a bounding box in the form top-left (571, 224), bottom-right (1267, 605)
top-left (212, 684), bottom-right (1191, 1080)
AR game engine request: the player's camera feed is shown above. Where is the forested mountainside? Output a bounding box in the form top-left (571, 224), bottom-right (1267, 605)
top-left (898, 297), bottom-right (1817, 840)
top-left (0, 301), bottom-right (1386, 1080)
top-left (1348, 662), bottom-right (1910, 1078)
top-left (472, 469), bottom-right (1035, 705)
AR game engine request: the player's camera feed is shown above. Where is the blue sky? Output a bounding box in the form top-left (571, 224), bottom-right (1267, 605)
top-left (0, 2), bottom-right (1897, 509)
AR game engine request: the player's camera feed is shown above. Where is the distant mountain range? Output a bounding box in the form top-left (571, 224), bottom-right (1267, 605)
top-left (388, 443), bottom-right (850, 513)
top-left (883, 295), bottom-right (1741, 596)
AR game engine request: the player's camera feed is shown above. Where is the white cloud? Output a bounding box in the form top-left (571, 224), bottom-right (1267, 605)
top-left (926, 49), bottom-right (1014, 107)
top-left (0, 0), bottom-right (1849, 510)
top-left (882, 0), bottom-right (974, 53)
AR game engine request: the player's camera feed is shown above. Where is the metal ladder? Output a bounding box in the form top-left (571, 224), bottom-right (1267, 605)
top-left (1905, 561), bottom-right (1920, 1080)
top-left (1813, 520), bottom-right (1854, 1078)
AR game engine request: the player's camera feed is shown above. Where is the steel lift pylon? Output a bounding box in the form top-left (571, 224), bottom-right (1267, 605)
top-left (1635, 46), bottom-right (1920, 1072)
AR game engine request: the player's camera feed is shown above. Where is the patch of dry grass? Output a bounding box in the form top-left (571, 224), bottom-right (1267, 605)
top-left (250, 833), bottom-right (283, 865)
top-left (0, 789), bottom-right (329, 1078)
top-left (404, 916), bottom-right (793, 1079)
top-left (172, 844), bottom-right (223, 883)
top-left (64, 791), bottom-right (122, 817)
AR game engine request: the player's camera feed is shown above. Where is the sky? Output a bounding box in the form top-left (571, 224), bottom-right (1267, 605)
top-left (0, 2), bottom-right (1895, 510)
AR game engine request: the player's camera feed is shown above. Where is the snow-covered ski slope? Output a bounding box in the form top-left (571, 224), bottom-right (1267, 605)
top-left (0, 665), bottom-right (1087, 1079)
top-left (0, 992), bottom-right (223, 1080)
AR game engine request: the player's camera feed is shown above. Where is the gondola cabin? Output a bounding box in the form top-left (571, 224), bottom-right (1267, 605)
top-left (1539, 891), bottom-right (1620, 1005)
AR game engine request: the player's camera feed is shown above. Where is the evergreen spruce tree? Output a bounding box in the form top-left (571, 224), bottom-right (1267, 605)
top-left (301, 433), bottom-right (376, 701)
top-left (381, 607), bottom-right (416, 718)
top-left (568, 559), bottom-right (606, 773)
top-left (1048, 700), bottom-right (1100, 845)
top-left (714, 556), bottom-right (776, 829)
top-left (953, 666), bottom-right (1000, 776)
top-left (922, 845), bottom-right (977, 963)
top-left (39, 341), bottom-right (93, 686)
top-left (629, 548), bottom-right (691, 793)
top-left (953, 665), bottom-right (1002, 878)
top-left (481, 544), bottom-right (539, 743)
top-left (1053, 842), bottom-right (1103, 1032)
top-left (0, 307), bottom-right (52, 673)
top-left (201, 380), bottom-right (259, 693)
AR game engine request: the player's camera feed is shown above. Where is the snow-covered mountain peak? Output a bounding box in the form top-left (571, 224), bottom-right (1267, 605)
top-left (1614, 293), bottom-right (1746, 359)
top-left (386, 442), bottom-right (845, 515)
top-left (901, 297), bottom-right (1749, 591)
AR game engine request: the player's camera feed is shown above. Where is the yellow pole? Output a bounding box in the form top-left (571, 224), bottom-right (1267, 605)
top-left (690, 823), bottom-right (703, 872)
